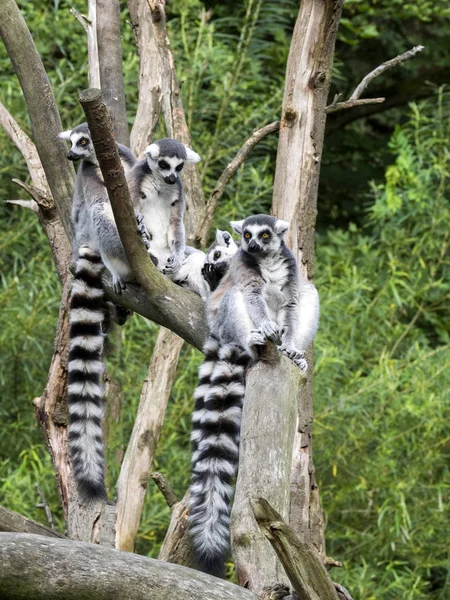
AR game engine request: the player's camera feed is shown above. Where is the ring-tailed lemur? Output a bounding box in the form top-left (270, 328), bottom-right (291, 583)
top-left (188, 214), bottom-right (319, 576)
top-left (201, 229), bottom-right (238, 292)
top-left (59, 123), bottom-right (143, 500)
top-left (128, 138), bottom-right (209, 296)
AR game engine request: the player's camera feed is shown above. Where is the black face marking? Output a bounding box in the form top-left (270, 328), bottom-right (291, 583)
top-left (158, 160), bottom-right (170, 170)
top-left (175, 162), bottom-right (184, 172)
top-left (213, 251), bottom-right (221, 261)
top-left (260, 230), bottom-right (271, 241)
top-left (243, 230), bottom-right (251, 240)
top-left (78, 137), bottom-right (89, 146)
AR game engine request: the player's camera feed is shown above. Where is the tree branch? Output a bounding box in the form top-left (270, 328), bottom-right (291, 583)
top-left (70, 2), bottom-right (101, 89)
top-left (0, 507), bottom-right (64, 539)
top-left (198, 120), bottom-right (281, 246)
top-left (0, 534), bottom-right (257, 600)
top-left (251, 498), bottom-right (339, 600)
top-left (79, 88), bottom-right (207, 350)
top-left (96, 0), bottom-right (129, 144)
top-left (115, 329), bottom-right (184, 551)
top-left (0, 0), bottom-right (75, 236)
top-left (128, 0), bottom-right (163, 156)
top-left (349, 45), bottom-right (424, 101)
top-left (151, 472), bottom-right (179, 509)
top-left (325, 97), bottom-right (385, 114)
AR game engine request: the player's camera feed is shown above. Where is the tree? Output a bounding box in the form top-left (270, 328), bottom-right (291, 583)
top-left (0, 1), bottom-right (427, 598)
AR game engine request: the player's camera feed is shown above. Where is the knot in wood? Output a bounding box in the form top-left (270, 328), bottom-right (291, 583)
top-left (283, 107), bottom-right (297, 126)
top-left (269, 520), bottom-right (284, 531)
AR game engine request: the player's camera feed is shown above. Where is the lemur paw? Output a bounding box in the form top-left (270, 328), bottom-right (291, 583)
top-left (278, 344), bottom-right (308, 373)
top-left (247, 329), bottom-right (267, 348)
top-left (162, 255), bottom-right (182, 276)
top-left (260, 320), bottom-right (282, 345)
top-left (135, 212), bottom-right (151, 250)
top-left (112, 275), bottom-right (127, 295)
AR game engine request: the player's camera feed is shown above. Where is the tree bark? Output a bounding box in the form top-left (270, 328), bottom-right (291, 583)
top-left (251, 498), bottom-right (339, 600)
top-left (115, 328), bottom-right (184, 551)
top-left (230, 346), bottom-right (305, 594)
top-left (0, 507), bottom-right (64, 539)
top-left (0, 534), bottom-right (257, 600)
top-left (271, 0), bottom-right (345, 553)
top-left (97, 0), bottom-right (129, 145)
top-left (128, 0), bottom-right (162, 156)
top-left (0, 0), bottom-right (75, 236)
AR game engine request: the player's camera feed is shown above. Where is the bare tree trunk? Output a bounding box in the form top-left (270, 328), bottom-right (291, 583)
top-left (0, 534), bottom-right (257, 600)
top-left (115, 328), bottom-right (184, 551)
top-left (231, 348), bottom-right (305, 593)
top-left (271, 0), bottom-right (345, 552)
top-left (96, 0), bottom-right (129, 144)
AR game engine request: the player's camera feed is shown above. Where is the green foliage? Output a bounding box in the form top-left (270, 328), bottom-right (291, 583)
top-left (314, 91), bottom-right (450, 599)
top-left (0, 2), bottom-right (449, 599)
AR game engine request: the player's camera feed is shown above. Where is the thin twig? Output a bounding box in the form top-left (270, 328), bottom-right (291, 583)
top-left (35, 483), bottom-right (55, 530)
top-left (12, 178), bottom-right (53, 209)
top-left (151, 472), bottom-right (178, 509)
top-left (5, 199), bottom-right (38, 212)
top-left (70, 7), bottom-right (89, 32)
top-left (325, 97), bottom-right (385, 114)
top-left (349, 45), bottom-right (424, 101)
top-left (199, 120), bottom-right (280, 245)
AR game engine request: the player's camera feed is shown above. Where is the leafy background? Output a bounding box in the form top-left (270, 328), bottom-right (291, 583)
top-left (0, 1), bottom-right (449, 598)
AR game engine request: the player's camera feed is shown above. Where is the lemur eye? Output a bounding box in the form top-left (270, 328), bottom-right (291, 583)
top-left (261, 232), bottom-right (270, 239)
top-left (214, 251), bottom-right (221, 260)
top-left (244, 232), bottom-right (251, 240)
top-left (175, 162), bottom-right (184, 172)
top-left (158, 160), bottom-right (170, 170)
top-left (79, 139), bottom-right (88, 146)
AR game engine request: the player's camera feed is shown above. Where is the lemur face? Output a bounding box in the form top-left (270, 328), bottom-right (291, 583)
top-left (206, 229), bottom-right (238, 264)
top-left (230, 215), bottom-right (289, 255)
top-left (59, 124), bottom-right (94, 162)
top-left (145, 138), bottom-right (201, 185)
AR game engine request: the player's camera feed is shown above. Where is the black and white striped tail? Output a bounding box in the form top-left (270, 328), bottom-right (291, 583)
top-left (188, 337), bottom-right (251, 577)
top-left (68, 246), bottom-right (107, 500)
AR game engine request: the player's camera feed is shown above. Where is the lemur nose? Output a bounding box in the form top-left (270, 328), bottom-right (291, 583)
top-left (248, 240), bottom-right (261, 253)
top-left (164, 175), bottom-right (177, 184)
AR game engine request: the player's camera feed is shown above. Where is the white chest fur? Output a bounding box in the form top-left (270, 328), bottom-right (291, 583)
top-left (139, 175), bottom-right (179, 250)
top-left (260, 255), bottom-right (290, 310)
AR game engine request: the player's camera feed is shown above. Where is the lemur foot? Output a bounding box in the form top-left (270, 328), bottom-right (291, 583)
top-left (162, 255), bottom-right (182, 276)
top-left (278, 344), bottom-right (308, 372)
top-left (112, 275), bottom-right (127, 295)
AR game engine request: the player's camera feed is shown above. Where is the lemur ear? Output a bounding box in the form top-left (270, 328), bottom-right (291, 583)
top-left (145, 144), bottom-right (160, 160)
top-left (58, 130), bottom-right (72, 140)
top-left (274, 219), bottom-right (289, 236)
top-left (216, 229), bottom-right (231, 246)
top-left (184, 147), bottom-right (201, 164)
top-left (230, 220), bottom-right (244, 236)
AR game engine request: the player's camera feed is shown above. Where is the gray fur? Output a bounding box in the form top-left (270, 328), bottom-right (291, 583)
top-left (128, 138), bottom-right (203, 294)
top-left (62, 122), bottom-right (138, 293)
top-left (188, 214), bottom-right (319, 576)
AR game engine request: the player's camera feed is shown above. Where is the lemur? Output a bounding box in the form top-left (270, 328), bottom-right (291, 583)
top-left (128, 139), bottom-right (207, 296)
top-left (59, 123), bottom-right (143, 500)
top-left (188, 214), bottom-right (319, 576)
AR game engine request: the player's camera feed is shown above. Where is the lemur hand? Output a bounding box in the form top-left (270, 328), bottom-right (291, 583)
top-left (162, 254), bottom-right (182, 276)
top-left (112, 275), bottom-right (127, 295)
top-left (259, 320), bottom-right (282, 345)
top-left (135, 212), bottom-right (151, 250)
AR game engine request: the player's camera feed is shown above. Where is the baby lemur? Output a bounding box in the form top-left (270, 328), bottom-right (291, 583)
top-left (188, 214), bottom-right (319, 576)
